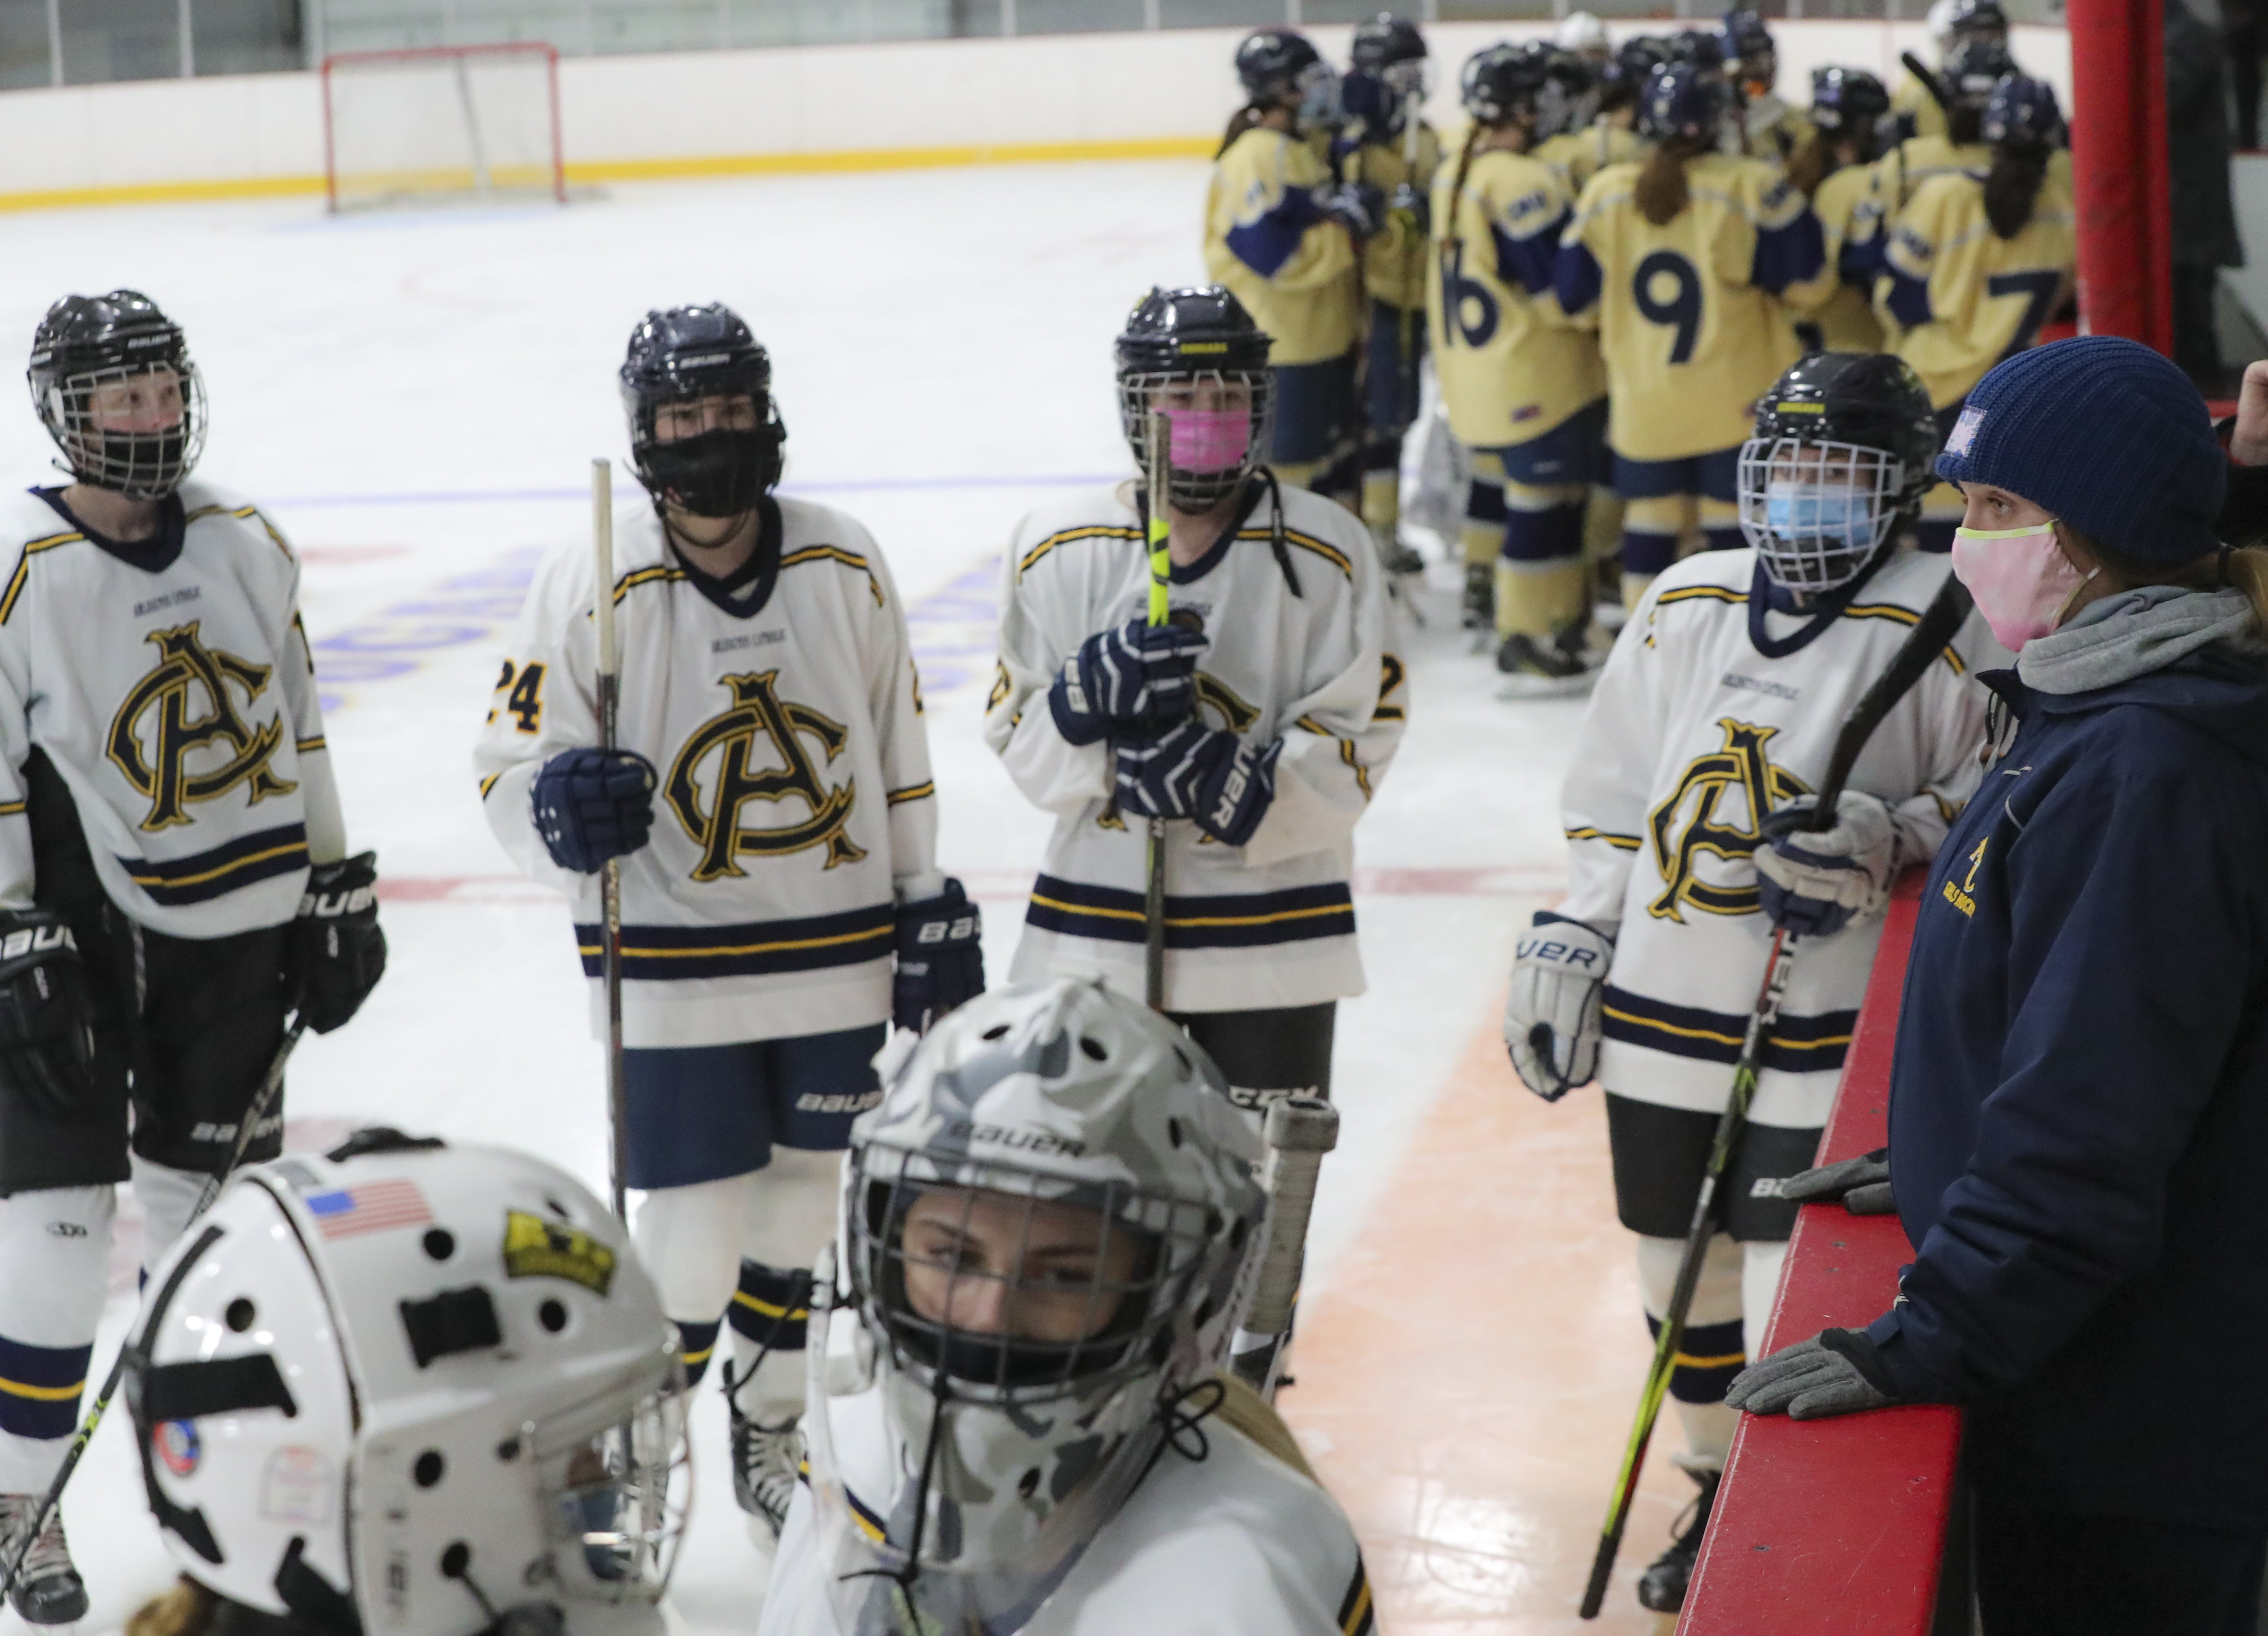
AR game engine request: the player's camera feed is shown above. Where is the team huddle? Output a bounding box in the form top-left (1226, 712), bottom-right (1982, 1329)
top-left (0, 4), bottom-right (2088, 1632)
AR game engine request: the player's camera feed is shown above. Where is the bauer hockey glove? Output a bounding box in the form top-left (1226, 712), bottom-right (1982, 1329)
top-left (1756, 791), bottom-right (1901, 937)
top-left (1778, 1146), bottom-right (1895, 1216)
top-left (1048, 619), bottom-right (1208, 746)
top-left (893, 879), bottom-right (984, 1035)
top-left (533, 747), bottom-right (658, 873)
top-left (0, 908), bottom-right (96, 1119)
top-left (287, 852), bottom-right (387, 1036)
top-left (1114, 721), bottom-right (1282, 848)
top-left (1503, 910), bottom-right (1613, 1102)
top-left (1727, 1330), bottom-right (1902, 1420)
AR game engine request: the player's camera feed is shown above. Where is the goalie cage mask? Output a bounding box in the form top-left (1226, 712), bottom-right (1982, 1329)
top-left (1115, 286), bottom-right (1275, 512)
top-left (620, 302), bottom-right (786, 519)
top-left (28, 290), bottom-right (208, 501)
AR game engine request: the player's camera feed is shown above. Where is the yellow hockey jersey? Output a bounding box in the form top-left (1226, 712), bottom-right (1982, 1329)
top-left (1428, 145), bottom-right (1605, 450)
top-left (1812, 162), bottom-right (1887, 352)
top-left (1878, 166), bottom-right (2077, 409)
top-left (1557, 152), bottom-right (1833, 461)
top-left (1204, 125), bottom-right (1363, 366)
top-left (1536, 119), bottom-right (1647, 200)
top-left (1891, 70), bottom-right (1948, 141)
top-left (1342, 123), bottom-right (1443, 310)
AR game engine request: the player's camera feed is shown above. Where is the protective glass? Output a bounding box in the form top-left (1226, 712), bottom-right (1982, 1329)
top-left (1737, 436), bottom-right (1904, 592)
top-left (38, 361), bottom-right (208, 500)
top-left (1116, 370), bottom-right (1273, 511)
top-left (530, 1375), bottom-right (691, 1606)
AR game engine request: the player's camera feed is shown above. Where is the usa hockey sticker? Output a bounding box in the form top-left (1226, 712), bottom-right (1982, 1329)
top-left (304, 1179), bottom-right (433, 1240)
top-left (155, 1419), bottom-right (201, 1477)
top-left (1945, 405), bottom-right (1986, 457)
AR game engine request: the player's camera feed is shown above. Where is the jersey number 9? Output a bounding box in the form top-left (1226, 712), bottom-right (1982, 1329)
top-left (1634, 249), bottom-right (1703, 364)
top-left (1440, 242), bottom-right (1500, 348)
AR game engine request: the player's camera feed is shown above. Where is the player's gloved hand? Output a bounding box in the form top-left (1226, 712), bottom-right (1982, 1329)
top-left (0, 907), bottom-right (96, 1118)
top-left (286, 852), bottom-right (387, 1036)
top-left (1386, 181), bottom-right (1430, 236)
top-left (532, 747), bottom-right (658, 873)
top-left (1755, 791), bottom-right (1900, 937)
top-left (1778, 1145), bottom-right (1894, 1216)
top-left (1049, 620), bottom-right (1208, 746)
top-left (1726, 1330), bottom-right (1902, 1420)
top-left (1114, 721), bottom-right (1282, 848)
top-left (1315, 182), bottom-right (1387, 239)
top-left (1503, 910), bottom-right (1613, 1101)
top-left (893, 879), bottom-right (984, 1035)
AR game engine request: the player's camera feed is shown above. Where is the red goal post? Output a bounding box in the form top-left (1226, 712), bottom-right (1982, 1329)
top-left (320, 42), bottom-right (566, 213)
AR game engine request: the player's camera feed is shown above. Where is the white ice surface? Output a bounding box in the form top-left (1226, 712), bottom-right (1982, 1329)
top-left (0, 161), bottom-right (1584, 1636)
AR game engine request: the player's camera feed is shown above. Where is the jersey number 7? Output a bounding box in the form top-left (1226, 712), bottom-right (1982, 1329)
top-left (1635, 250), bottom-right (1703, 364)
top-left (1987, 270), bottom-right (2060, 361)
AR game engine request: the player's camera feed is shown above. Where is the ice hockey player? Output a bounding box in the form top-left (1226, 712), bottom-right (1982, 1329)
top-left (122, 1131), bottom-right (687, 1636)
top-left (1877, 75), bottom-right (2074, 552)
top-left (1205, 29), bottom-right (1375, 506)
top-left (1788, 67), bottom-right (1896, 353)
top-left (1536, 41), bottom-right (1651, 200)
top-left (1502, 352), bottom-right (1997, 1613)
top-left (759, 978), bottom-right (1376, 1636)
top-left (0, 290), bottom-right (387, 1624)
top-left (1893, 0), bottom-right (2009, 143)
top-left (1334, 13), bottom-right (1440, 574)
top-left (1854, 35), bottom-right (2013, 245)
top-left (473, 303), bottom-right (982, 1553)
top-left (985, 285), bottom-right (1400, 1118)
top-left (1720, 9), bottom-right (1813, 162)
top-left (1556, 63), bottom-right (1833, 606)
top-left (1430, 42), bottom-right (1609, 689)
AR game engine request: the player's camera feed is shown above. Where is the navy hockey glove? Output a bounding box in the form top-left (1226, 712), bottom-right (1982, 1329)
top-left (1755, 792), bottom-right (1899, 937)
top-left (1778, 1145), bottom-right (1894, 1216)
top-left (893, 879), bottom-right (985, 1034)
top-left (1048, 619), bottom-right (1208, 746)
top-left (1726, 1330), bottom-right (1902, 1420)
top-left (287, 851), bottom-right (387, 1036)
top-left (1315, 181), bottom-right (1387, 239)
top-left (0, 908), bottom-right (96, 1119)
top-left (533, 747), bottom-right (657, 873)
top-left (1113, 721), bottom-right (1282, 848)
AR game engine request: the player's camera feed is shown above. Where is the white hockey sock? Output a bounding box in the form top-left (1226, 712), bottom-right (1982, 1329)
top-left (1742, 1239), bottom-right (1790, 1350)
top-left (633, 1175), bottom-right (750, 1324)
top-left (0, 1186), bottom-right (115, 1493)
top-left (132, 1156), bottom-right (213, 1275)
top-left (1637, 1232), bottom-right (1744, 1474)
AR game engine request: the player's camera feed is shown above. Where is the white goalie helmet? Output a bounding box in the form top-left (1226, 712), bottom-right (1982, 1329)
top-left (124, 1131), bottom-right (688, 1636)
top-left (806, 979), bottom-right (1268, 1636)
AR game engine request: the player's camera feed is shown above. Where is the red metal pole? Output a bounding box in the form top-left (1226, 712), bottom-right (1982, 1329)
top-left (2068, 0), bottom-right (2174, 353)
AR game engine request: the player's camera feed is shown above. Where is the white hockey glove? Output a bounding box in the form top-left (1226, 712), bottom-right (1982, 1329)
top-left (1755, 792), bottom-right (1900, 938)
top-left (1503, 911), bottom-right (1613, 1102)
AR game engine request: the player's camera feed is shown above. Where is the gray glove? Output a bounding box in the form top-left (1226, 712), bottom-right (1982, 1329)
top-left (1777, 1146), bottom-right (1894, 1215)
top-left (1725, 1330), bottom-right (1899, 1420)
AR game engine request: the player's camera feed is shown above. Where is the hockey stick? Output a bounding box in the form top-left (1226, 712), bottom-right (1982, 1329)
top-left (0, 1019), bottom-right (306, 1607)
top-left (1143, 413), bottom-right (1172, 1012)
top-left (1228, 1094), bottom-right (1339, 1400)
top-left (593, 458), bottom-right (630, 1222)
top-left (1900, 51), bottom-right (1951, 117)
top-left (1576, 570), bottom-right (1974, 1619)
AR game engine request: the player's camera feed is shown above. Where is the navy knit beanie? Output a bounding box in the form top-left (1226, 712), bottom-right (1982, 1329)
top-left (1933, 336), bottom-right (2226, 565)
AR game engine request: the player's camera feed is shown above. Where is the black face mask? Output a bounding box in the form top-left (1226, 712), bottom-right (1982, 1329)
top-left (637, 428), bottom-right (773, 518)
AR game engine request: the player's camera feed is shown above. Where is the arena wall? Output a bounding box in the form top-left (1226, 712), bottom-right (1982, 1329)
top-left (0, 21), bottom-right (2073, 213)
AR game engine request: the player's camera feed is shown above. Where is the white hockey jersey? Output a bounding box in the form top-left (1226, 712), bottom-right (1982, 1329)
top-left (474, 499), bottom-right (942, 1049)
top-left (1561, 545), bottom-right (1999, 1129)
top-left (0, 483), bottom-right (345, 937)
top-left (985, 483), bottom-right (1403, 1013)
top-left (758, 1383), bottom-right (1376, 1636)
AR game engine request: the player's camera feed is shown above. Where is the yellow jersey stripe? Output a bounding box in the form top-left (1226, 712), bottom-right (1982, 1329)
top-left (781, 544), bottom-right (885, 606)
top-left (125, 839), bottom-right (306, 893)
top-left (478, 773), bottom-right (502, 800)
top-left (296, 735), bottom-right (326, 754)
top-left (886, 781), bottom-right (935, 806)
top-left (0, 800), bottom-right (25, 818)
top-left (0, 533), bottom-right (83, 625)
top-left (1566, 826), bottom-right (1643, 852)
top-left (1602, 1004), bottom-right (1852, 1052)
top-left (612, 564), bottom-right (685, 604)
top-left (1017, 524), bottom-right (1142, 581)
top-left (575, 925), bottom-right (890, 961)
top-left (1656, 584), bottom-right (1745, 607)
top-left (1237, 526), bottom-right (1355, 579)
top-left (1026, 892), bottom-right (1354, 931)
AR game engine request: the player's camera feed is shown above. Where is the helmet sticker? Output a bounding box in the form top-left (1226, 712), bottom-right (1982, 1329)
top-left (259, 1446), bottom-right (335, 1525)
top-left (304, 1179), bottom-right (433, 1241)
top-left (502, 1210), bottom-right (618, 1296)
top-left (1946, 405), bottom-right (1985, 457)
top-left (155, 1419), bottom-right (201, 1477)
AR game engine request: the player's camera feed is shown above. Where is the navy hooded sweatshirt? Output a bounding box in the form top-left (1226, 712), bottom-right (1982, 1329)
top-left (1865, 646), bottom-right (2268, 1527)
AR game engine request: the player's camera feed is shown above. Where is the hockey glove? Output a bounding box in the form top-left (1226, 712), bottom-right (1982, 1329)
top-left (1113, 721), bottom-right (1282, 848)
top-left (1048, 620), bottom-right (1208, 746)
top-left (1315, 182), bottom-right (1387, 240)
top-left (287, 852), bottom-right (387, 1036)
top-left (1778, 1145), bottom-right (1895, 1216)
top-left (1755, 791), bottom-right (1900, 938)
top-left (532, 747), bottom-right (658, 874)
top-left (1726, 1330), bottom-right (1901, 1420)
top-left (0, 908), bottom-right (96, 1119)
top-left (1503, 910), bottom-right (1613, 1102)
top-left (893, 879), bottom-right (984, 1035)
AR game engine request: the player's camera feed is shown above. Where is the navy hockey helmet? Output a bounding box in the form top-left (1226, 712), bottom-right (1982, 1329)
top-left (1601, 35), bottom-right (1669, 111)
top-left (1638, 60), bottom-right (1730, 146)
top-left (1738, 352), bottom-right (1941, 592)
top-left (1235, 27), bottom-right (1337, 127)
top-left (1666, 28), bottom-right (1727, 74)
top-left (1350, 13), bottom-right (1425, 74)
top-left (1809, 65), bottom-right (1890, 145)
top-left (28, 290), bottom-right (207, 500)
top-left (1983, 74), bottom-right (2062, 151)
top-left (1941, 37), bottom-right (2016, 110)
top-left (1344, 13), bottom-right (1427, 131)
top-left (1461, 41), bottom-right (1555, 128)
top-left (619, 302), bottom-right (786, 519)
top-left (1114, 286), bottom-right (1272, 511)
top-left (1722, 9), bottom-right (1775, 73)
top-left (1948, 0), bottom-right (2009, 44)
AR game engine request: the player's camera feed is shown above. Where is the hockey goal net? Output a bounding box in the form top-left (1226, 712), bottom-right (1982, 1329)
top-left (321, 43), bottom-right (565, 212)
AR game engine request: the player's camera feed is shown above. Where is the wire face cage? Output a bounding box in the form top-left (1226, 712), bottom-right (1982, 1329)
top-left (1736, 435), bottom-right (1907, 592)
top-left (321, 43), bottom-right (567, 213)
top-left (1114, 369), bottom-right (1273, 511)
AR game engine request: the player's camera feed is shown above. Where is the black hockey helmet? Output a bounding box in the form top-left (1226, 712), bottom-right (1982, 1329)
top-left (1345, 13), bottom-right (1427, 130)
top-left (1947, 0), bottom-right (2009, 44)
top-left (1114, 286), bottom-right (1272, 510)
top-left (1721, 8), bottom-right (1775, 71)
top-left (1666, 28), bottom-right (1728, 74)
top-left (1738, 352), bottom-right (1941, 592)
top-left (1941, 36), bottom-right (2016, 110)
top-left (1638, 59), bottom-right (1730, 145)
top-left (1601, 35), bottom-right (1669, 111)
top-left (1809, 65), bottom-right (1890, 144)
top-left (619, 302), bottom-right (786, 519)
top-left (28, 290), bottom-right (206, 500)
top-left (1461, 41), bottom-right (1556, 127)
top-left (1983, 74), bottom-right (2062, 151)
top-left (1350, 14), bottom-right (1425, 73)
top-left (1235, 28), bottom-right (1322, 102)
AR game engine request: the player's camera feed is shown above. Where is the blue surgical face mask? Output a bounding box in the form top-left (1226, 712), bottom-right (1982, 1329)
top-left (1766, 481), bottom-right (1876, 549)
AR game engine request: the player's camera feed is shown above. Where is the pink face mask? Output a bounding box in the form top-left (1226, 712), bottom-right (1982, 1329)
top-left (1165, 407), bottom-right (1251, 473)
top-left (1951, 522), bottom-right (2099, 652)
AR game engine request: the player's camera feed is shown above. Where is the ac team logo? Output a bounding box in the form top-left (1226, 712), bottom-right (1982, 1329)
top-left (665, 670), bottom-right (863, 879)
top-left (1646, 718), bottom-right (1811, 922)
top-left (106, 622), bottom-right (295, 832)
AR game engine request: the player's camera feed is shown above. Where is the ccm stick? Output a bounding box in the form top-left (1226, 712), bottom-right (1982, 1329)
top-left (0, 1021), bottom-right (308, 1607)
top-left (1142, 411), bottom-right (1173, 1010)
top-left (1577, 574), bottom-right (1974, 1618)
top-left (592, 458), bottom-right (630, 1222)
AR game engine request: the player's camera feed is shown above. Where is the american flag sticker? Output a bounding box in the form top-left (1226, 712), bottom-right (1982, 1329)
top-left (304, 1179), bottom-right (433, 1240)
top-left (1945, 405), bottom-right (1985, 457)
